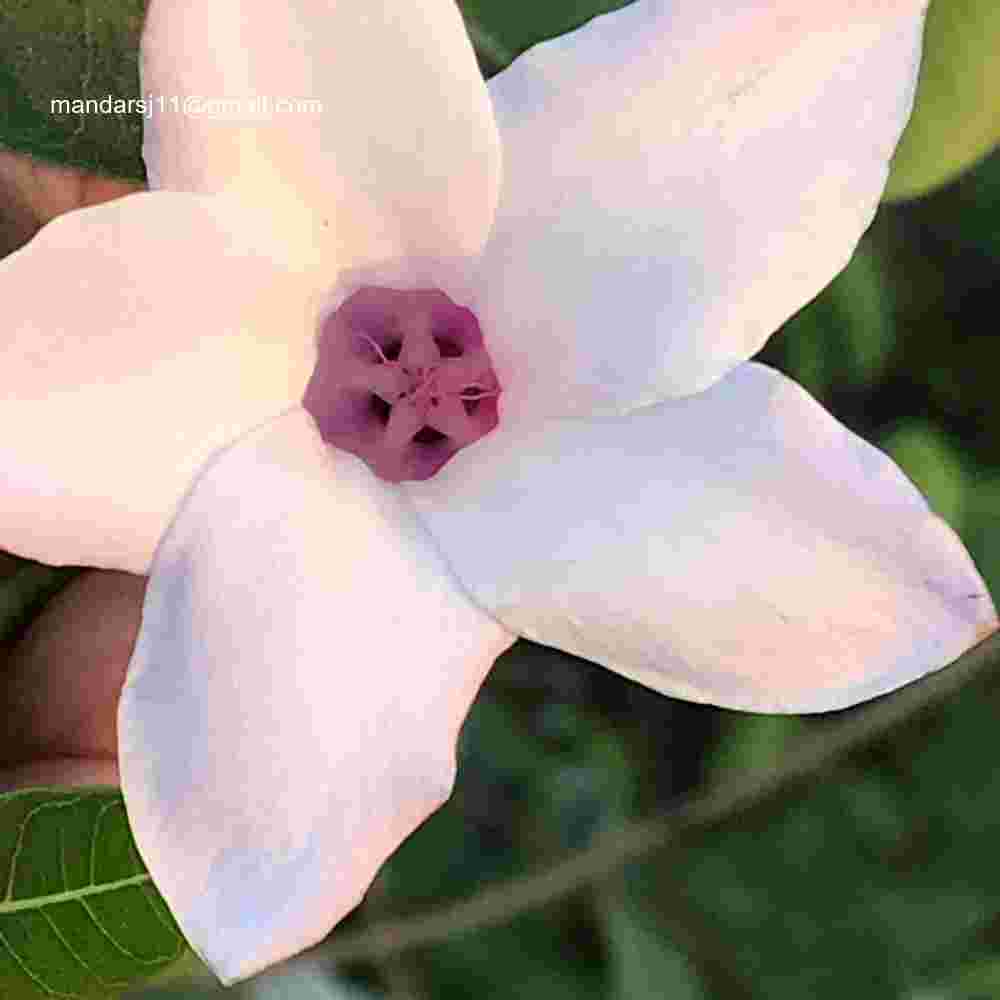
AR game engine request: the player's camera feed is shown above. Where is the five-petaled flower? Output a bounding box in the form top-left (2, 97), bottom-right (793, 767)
top-left (1, 0), bottom-right (995, 985)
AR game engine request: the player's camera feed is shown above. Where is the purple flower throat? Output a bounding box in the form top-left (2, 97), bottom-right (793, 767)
top-left (304, 286), bottom-right (501, 481)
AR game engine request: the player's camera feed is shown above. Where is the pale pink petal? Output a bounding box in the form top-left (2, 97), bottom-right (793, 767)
top-left (0, 192), bottom-right (317, 572)
top-left (141, 0), bottom-right (501, 265)
top-left (473, 0), bottom-right (926, 420)
top-left (118, 408), bottom-right (513, 984)
top-left (406, 363), bottom-right (995, 713)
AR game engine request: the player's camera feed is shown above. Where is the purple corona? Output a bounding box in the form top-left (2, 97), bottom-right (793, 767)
top-left (304, 287), bottom-right (501, 481)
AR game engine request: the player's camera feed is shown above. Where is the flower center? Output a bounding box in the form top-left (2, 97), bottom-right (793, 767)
top-left (303, 286), bottom-right (501, 482)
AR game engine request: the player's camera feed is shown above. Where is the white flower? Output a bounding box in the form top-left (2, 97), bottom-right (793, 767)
top-left (0, 0), bottom-right (993, 985)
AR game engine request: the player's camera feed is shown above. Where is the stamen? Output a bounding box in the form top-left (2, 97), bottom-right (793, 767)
top-left (357, 332), bottom-right (390, 365)
top-left (305, 286), bottom-right (501, 482)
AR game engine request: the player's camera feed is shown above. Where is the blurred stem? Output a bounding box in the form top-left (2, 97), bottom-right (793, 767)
top-left (307, 629), bottom-right (1000, 969)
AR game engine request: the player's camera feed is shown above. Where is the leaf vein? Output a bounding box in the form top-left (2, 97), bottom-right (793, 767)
top-left (58, 825), bottom-right (69, 893)
top-left (138, 882), bottom-right (183, 941)
top-left (90, 799), bottom-right (127, 889)
top-left (41, 907), bottom-right (128, 991)
top-left (0, 920), bottom-right (81, 999)
top-left (77, 894), bottom-right (175, 967)
top-left (5, 798), bottom-right (82, 903)
top-left (0, 873), bottom-right (153, 914)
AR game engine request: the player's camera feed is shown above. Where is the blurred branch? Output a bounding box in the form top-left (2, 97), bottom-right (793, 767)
top-left (309, 629), bottom-right (1000, 968)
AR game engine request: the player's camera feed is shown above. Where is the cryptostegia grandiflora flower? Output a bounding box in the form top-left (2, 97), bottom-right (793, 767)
top-left (1, 0), bottom-right (995, 984)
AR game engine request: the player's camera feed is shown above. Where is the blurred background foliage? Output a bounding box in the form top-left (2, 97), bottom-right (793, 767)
top-left (2, 0), bottom-right (1000, 998)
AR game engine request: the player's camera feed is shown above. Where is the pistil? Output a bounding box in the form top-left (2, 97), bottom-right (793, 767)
top-left (303, 287), bottom-right (501, 481)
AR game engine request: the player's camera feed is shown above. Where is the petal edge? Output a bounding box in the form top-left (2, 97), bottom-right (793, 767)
top-left (119, 408), bottom-right (513, 982)
top-left (407, 363), bottom-right (994, 713)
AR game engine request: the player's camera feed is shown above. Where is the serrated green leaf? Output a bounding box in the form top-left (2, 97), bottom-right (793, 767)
top-left (0, 787), bottom-right (187, 999)
top-left (885, 0), bottom-right (1000, 200)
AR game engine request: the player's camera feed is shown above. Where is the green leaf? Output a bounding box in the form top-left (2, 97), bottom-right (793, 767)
top-left (0, 0), bottom-right (627, 175)
top-left (0, 787), bottom-right (187, 999)
top-left (601, 887), bottom-right (705, 1000)
top-left (885, 0), bottom-right (1000, 200)
top-left (879, 421), bottom-right (967, 530)
top-left (772, 239), bottom-right (895, 400)
top-left (964, 475), bottom-right (1000, 597)
top-left (925, 958), bottom-right (1000, 998)
top-left (459, 0), bottom-right (631, 73)
top-left (667, 663), bottom-right (1000, 1000)
top-left (0, 0), bottom-right (145, 177)
top-left (705, 714), bottom-right (808, 785)
top-left (942, 146), bottom-right (1000, 261)
top-left (415, 910), bottom-right (606, 1000)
